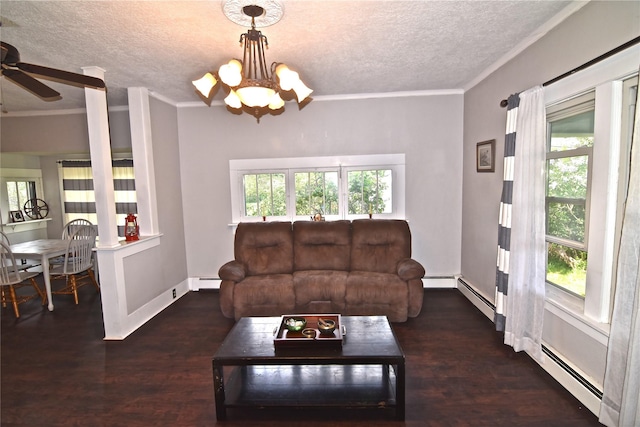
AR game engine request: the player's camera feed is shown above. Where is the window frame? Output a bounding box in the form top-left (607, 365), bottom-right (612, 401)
top-left (545, 93), bottom-right (594, 298)
top-left (230, 154), bottom-right (405, 223)
top-left (291, 167), bottom-right (341, 221)
top-left (543, 43), bottom-right (639, 325)
top-left (1, 168), bottom-right (45, 228)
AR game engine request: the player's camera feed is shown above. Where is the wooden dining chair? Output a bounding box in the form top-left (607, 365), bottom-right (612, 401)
top-left (51, 219), bottom-right (95, 267)
top-left (1, 242), bottom-right (46, 318)
top-left (0, 231), bottom-right (39, 271)
top-left (50, 225), bottom-right (99, 305)
top-left (61, 219), bottom-right (94, 239)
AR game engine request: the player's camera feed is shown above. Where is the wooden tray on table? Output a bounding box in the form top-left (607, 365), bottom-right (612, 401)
top-left (273, 314), bottom-right (344, 350)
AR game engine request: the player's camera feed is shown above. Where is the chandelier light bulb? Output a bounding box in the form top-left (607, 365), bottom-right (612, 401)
top-left (218, 59), bottom-right (243, 87)
top-left (192, 72), bottom-right (218, 98)
top-left (224, 90), bottom-right (242, 109)
top-left (268, 93), bottom-right (285, 110)
top-left (275, 64), bottom-right (298, 91)
top-left (292, 80), bottom-right (313, 103)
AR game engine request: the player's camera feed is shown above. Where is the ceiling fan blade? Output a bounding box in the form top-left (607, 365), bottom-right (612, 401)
top-left (1, 44), bottom-right (8, 63)
top-left (2, 68), bottom-right (61, 100)
top-left (1, 41), bottom-right (21, 65)
top-left (16, 62), bottom-right (105, 89)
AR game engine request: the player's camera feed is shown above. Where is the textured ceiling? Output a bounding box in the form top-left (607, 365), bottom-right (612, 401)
top-left (0, 0), bottom-right (577, 114)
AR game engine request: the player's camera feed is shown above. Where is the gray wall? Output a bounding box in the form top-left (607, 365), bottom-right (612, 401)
top-left (147, 96), bottom-right (188, 297)
top-left (177, 94), bottom-right (464, 280)
top-left (462, 1), bottom-right (639, 387)
top-left (1, 110), bottom-right (133, 239)
top-left (0, 110), bottom-right (132, 154)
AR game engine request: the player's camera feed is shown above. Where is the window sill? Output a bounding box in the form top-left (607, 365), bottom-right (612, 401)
top-left (2, 218), bottom-right (51, 231)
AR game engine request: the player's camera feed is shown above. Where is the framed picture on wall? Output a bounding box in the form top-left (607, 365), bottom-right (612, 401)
top-left (9, 210), bottom-right (25, 222)
top-left (476, 139), bottom-right (495, 172)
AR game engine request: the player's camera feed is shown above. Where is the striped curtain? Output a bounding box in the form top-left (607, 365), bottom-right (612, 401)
top-left (60, 160), bottom-right (137, 237)
top-left (495, 94), bottom-right (520, 331)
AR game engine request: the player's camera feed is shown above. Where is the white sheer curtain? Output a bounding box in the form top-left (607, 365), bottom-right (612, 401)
top-left (503, 86), bottom-right (547, 362)
top-left (600, 81), bottom-right (640, 427)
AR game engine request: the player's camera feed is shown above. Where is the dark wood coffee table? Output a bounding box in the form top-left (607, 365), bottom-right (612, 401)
top-left (212, 315), bottom-right (405, 421)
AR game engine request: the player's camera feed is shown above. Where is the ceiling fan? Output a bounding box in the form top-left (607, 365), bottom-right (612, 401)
top-left (1, 41), bottom-right (105, 101)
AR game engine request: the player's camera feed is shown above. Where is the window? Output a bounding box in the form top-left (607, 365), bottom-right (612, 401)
top-left (294, 171), bottom-right (339, 216)
top-left (1, 168), bottom-right (45, 226)
top-left (544, 45), bottom-right (638, 323)
top-left (59, 159), bottom-right (137, 237)
top-left (347, 169), bottom-right (392, 215)
top-left (242, 172), bottom-right (286, 217)
top-left (230, 154), bottom-right (405, 223)
top-left (6, 180), bottom-right (38, 213)
top-left (545, 93), bottom-right (594, 297)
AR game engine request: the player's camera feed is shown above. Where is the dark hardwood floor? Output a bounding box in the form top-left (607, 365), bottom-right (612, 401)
top-left (1, 286), bottom-right (601, 426)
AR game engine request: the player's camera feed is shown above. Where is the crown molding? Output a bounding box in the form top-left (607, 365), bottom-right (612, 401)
top-left (177, 88), bottom-right (465, 109)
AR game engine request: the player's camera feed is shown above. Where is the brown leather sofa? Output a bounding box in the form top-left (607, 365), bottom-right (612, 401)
top-left (218, 219), bottom-right (425, 322)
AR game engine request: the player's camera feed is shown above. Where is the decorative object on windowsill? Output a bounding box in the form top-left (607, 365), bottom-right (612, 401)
top-left (312, 213), bottom-right (325, 222)
top-left (192, 0), bottom-right (312, 123)
top-left (23, 198), bottom-right (49, 219)
top-left (476, 139), bottom-right (496, 172)
top-left (124, 213), bottom-right (139, 242)
top-left (9, 210), bottom-right (25, 223)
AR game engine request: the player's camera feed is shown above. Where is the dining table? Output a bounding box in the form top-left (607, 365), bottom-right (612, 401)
top-left (9, 239), bottom-right (70, 311)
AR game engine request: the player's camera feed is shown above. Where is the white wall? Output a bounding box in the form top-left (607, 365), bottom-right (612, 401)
top-left (177, 93), bottom-right (464, 281)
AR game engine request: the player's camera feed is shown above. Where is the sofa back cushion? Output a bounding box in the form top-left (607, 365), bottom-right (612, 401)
top-left (350, 219), bottom-right (411, 274)
top-left (235, 222), bottom-right (293, 276)
top-left (293, 220), bottom-right (351, 271)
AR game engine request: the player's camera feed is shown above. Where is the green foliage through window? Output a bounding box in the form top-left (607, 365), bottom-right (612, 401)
top-left (545, 107), bottom-right (594, 297)
top-left (347, 170), bottom-right (392, 214)
top-left (294, 171), bottom-right (338, 216)
top-left (547, 243), bottom-right (587, 297)
top-left (243, 173), bottom-right (286, 217)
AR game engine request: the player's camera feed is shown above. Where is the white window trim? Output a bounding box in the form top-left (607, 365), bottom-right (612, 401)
top-left (1, 168), bottom-right (47, 232)
top-left (229, 154), bottom-right (405, 224)
top-left (543, 43), bottom-right (639, 325)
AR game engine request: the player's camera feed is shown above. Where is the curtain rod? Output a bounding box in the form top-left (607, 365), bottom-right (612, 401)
top-left (499, 35), bottom-right (640, 107)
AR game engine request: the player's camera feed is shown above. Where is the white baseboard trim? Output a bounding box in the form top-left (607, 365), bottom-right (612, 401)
top-left (103, 278), bottom-right (190, 340)
top-left (539, 344), bottom-right (602, 416)
top-left (455, 276), bottom-right (602, 417)
top-left (422, 276), bottom-right (457, 288)
top-left (456, 278), bottom-right (495, 320)
top-left (189, 277), bottom-right (221, 290)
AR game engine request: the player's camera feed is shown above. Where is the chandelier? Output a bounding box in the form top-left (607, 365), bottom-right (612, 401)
top-left (192, 2), bottom-right (312, 122)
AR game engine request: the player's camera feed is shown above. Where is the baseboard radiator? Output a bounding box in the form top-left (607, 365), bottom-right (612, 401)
top-left (456, 277), bottom-right (603, 411)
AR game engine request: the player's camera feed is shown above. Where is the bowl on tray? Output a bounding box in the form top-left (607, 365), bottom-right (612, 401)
top-left (284, 317), bottom-right (307, 332)
top-left (317, 318), bottom-right (336, 335)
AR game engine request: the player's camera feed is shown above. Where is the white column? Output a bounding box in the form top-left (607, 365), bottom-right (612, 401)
top-left (127, 87), bottom-right (159, 236)
top-left (82, 66), bottom-right (120, 248)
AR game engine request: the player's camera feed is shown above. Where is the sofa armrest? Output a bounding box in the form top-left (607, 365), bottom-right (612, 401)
top-left (218, 260), bottom-right (246, 282)
top-left (397, 258), bottom-right (425, 281)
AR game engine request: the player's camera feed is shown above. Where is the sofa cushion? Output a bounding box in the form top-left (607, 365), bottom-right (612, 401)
top-left (234, 222), bottom-right (293, 276)
top-left (293, 270), bottom-right (348, 310)
top-left (232, 274), bottom-right (295, 319)
top-left (344, 271), bottom-right (409, 322)
top-left (350, 219), bottom-right (411, 274)
top-left (293, 220), bottom-right (351, 271)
